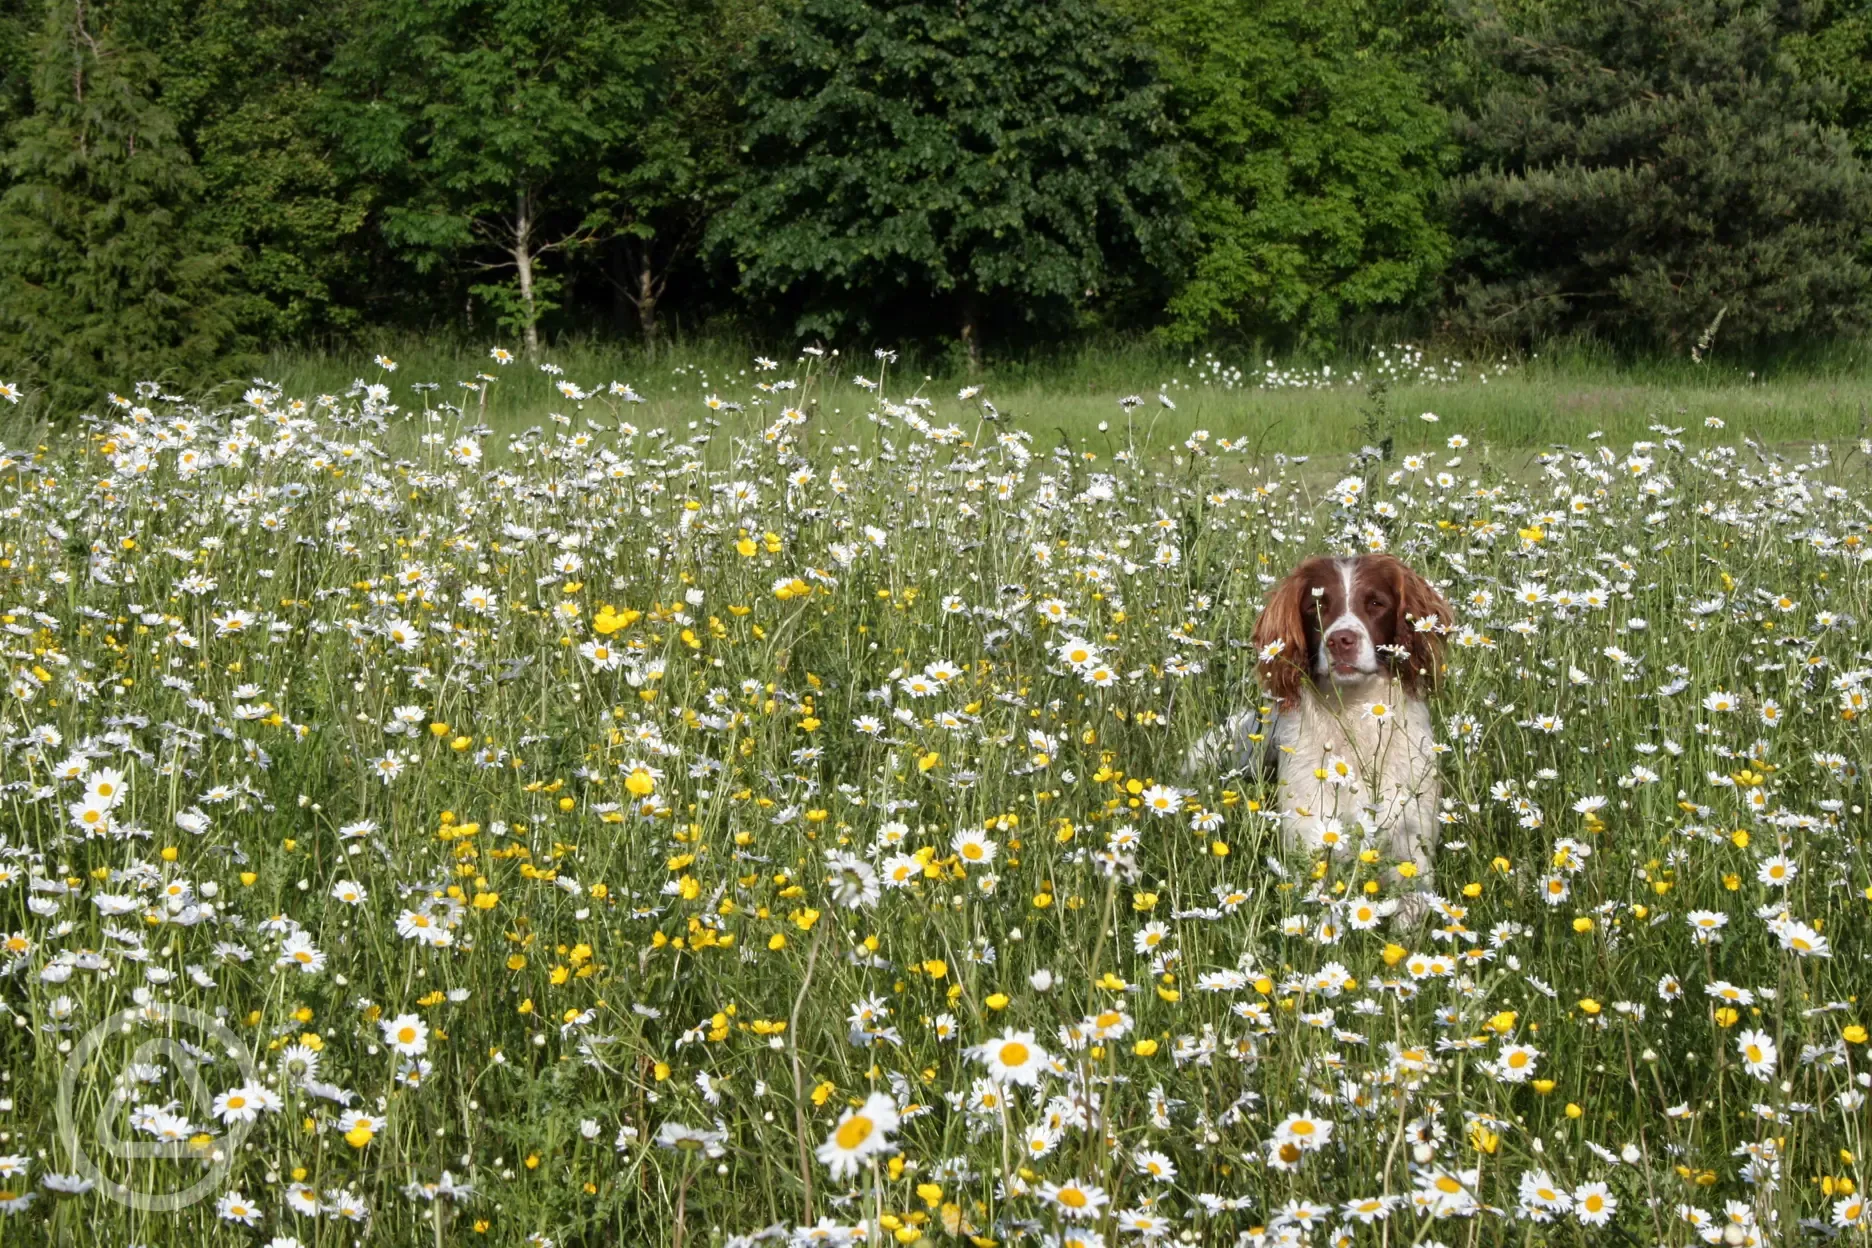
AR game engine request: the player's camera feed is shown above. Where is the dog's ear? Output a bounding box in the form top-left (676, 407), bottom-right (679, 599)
top-left (1393, 560), bottom-right (1453, 695)
top-left (1252, 562), bottom-right (1317, 710)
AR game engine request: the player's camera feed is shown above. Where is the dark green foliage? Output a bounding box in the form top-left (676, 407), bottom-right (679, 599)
top-left (1447, 0), bottom-right (1872, 351)
top-left (710, 0), bottom-right (1187, 361)
top-left (149, 0), bottom-right (373, 340)
top-left (323, 0), bottom-right (671, 354)
top-left (1789, 0), bottom-right (1872, 160)
top-left (593, 0), bottom-right (759, 349)
top-left (0, 0), bottom-right (249, 410)
top-left (10, 0), bottom-right (1872, 376)
top-left (1126, 0), bottom-right (1451, 346)
top-left (0, 0), bottom-right (35, 135)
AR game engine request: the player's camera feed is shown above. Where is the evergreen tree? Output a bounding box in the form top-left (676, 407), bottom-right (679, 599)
top-left (0, 0), bottom-right (248, 412)
top-left (1125, 0), bottom-right (1450, 346)
top-left (710, 0), bottom-right (1186, 366)
top-left (146, 0), bottom-right (374, 340)
top-left (1447, 0), bottom-right (1872, 350)
top-left (0, 0), bottom-right (34, 138)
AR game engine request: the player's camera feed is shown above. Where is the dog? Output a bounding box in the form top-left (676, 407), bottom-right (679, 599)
top-left (1187, 554), bottom-right (1453, 924)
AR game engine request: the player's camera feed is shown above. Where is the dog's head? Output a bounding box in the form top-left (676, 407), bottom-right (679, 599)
top-left (1251, 554), bottom-right (1452, 709)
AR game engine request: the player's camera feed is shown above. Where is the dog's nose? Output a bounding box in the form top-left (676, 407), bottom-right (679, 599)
top-left (1326, 630), bottom-right (1360, 657)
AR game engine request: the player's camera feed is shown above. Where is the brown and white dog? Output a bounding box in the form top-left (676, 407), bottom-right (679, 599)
top-left (1188, 554), bottom-right (1453, 922)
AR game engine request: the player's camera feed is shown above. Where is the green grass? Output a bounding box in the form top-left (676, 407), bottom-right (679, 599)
top-left (241, 336), bottom-right (1872, 458)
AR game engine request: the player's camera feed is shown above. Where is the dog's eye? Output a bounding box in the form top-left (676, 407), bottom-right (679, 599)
top-left (1367, 597), bottom-right (1386, 612)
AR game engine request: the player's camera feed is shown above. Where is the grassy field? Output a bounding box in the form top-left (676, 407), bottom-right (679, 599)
top-left (0, 344), bottom-right (1869, 1247)
top-left (226, 337), bottom-right (1872, 457)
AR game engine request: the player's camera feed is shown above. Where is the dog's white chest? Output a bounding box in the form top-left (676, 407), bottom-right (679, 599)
top-left (1272, 684), bottom-right (1438, 855)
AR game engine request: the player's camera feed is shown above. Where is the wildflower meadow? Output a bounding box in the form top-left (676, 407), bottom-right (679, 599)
top-left (0, 349), bottom-right (1868, 1248)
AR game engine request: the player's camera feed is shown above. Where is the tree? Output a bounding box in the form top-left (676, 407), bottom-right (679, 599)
top-left (1124, 0), bottom-right (1451, 346)
top-left (1788, 0), bottom-right (1872, 161)
top-left (324, 0), bottom-right (671, 355)
top-left (1446, 0), bottom-right (1872, 351)
top-left (0, 0), bottom-right (249, 411)
top-left (710, 0), bottom-right (1187, 368)
top-left (141, 0), bottom-right (374, 342)
top-left (0, 0), bottom-right (34, 138)
top-left (595, 0), bottom-right (759, 351)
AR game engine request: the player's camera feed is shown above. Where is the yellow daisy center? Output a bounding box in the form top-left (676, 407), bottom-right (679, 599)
top-left (834, 1115), bottom-right (874, 1151)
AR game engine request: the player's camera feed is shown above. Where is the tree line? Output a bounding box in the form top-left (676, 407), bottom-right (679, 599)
top-left (3, 0), bottom-right (1871, 403)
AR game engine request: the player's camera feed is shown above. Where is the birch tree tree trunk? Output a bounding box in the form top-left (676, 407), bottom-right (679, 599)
top-left (510, 188), bottom-right (541, 357)
top-left (959, 290), bottom-right (981, 374)
top-left (636, 252), bottom-right (660, 352)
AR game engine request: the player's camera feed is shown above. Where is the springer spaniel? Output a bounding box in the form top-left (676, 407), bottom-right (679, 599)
top-left (1188, 554), bottom-right (1453, 923)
